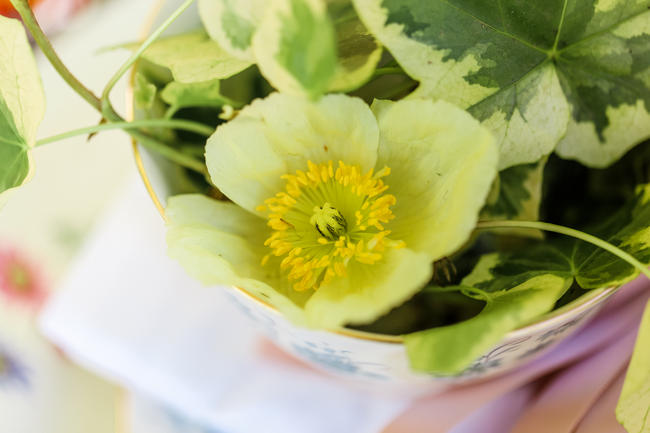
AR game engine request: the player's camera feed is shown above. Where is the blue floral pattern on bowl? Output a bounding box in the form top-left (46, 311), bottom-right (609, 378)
top-left (290, 341), bottom-right (388, 380)
top-left (225, 285), bottom-right (615, 385)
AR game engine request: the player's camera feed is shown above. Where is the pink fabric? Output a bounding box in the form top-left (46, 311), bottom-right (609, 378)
top-left (450, 384), bottom-right (538, 433)
top-left (575, 371), bottom-right (628, 433)
top-left (510, 331), bottom-right (635, 433)
top-left (383, 277), bottom-right (650, 433)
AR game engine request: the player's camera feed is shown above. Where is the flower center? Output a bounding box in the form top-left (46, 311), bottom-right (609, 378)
top-left (257, 160), bottom-right (405, 292)
top-left (7, 264), bottom-right (30, 292)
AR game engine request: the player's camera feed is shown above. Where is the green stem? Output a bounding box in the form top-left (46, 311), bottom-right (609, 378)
top-left (131, 130), bottom-right (207, 175)
top-left (96, 0), bottom-right (203, 176)
top-left (10, 0), bottom-right (102, 111)
top-left (372, 67), bottom-right (407, 78)
top-left (476, 220), bottom-right (650, 280)
top-left (11, 0), bottom-right (208, 175)
top-left (36, 119), bottom-right (214, 147)
top-left (425, 285), bottom-right (494, 304)
top-left (460, 287), bottom-right (494, 305)
top-left (100, 0), bottom-right (195, 108)
top-left (164, 106), bottom-right (179, 120)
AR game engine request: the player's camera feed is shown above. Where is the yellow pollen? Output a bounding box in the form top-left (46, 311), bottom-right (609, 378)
top-left (259, 160), bottom-right (404, 292)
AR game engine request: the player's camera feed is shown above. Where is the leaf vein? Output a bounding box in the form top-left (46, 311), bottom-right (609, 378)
top-left (437, 0), bottom-right (548, 54)
top-left (558, 8), bottom-right (650, 53)
top-left (0, 135), bottom-right (26, 148)
top-left (552, 0), bottom-right (570, 53)
top-left (469, 59), bottom-right (550, 114)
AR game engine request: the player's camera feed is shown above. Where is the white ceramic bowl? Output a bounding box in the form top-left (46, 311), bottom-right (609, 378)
top-left (224, 283), bottom-right (614, 385)
top-left (130, 0), bottom-right (617, 387)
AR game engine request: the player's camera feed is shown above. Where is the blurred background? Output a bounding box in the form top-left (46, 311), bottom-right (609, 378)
top-left (0, 0), bottom-right (147, 431)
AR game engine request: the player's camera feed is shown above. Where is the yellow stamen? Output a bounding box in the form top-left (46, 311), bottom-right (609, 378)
top-left (259, 160), bottom-right (405, 292)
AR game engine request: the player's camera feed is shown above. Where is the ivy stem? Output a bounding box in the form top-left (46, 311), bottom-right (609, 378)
top-left (10, 0), bottom-right (102, 111)
top-left (100, 0), bottom-right (195, 112)
top-left (425, 285), bottom-right (494, 305)
top-left (476, 220), bottom-right (650, 280)
top-left (129, 130), bottom-right (207, 174)
top-left (36, 119), bottom-right (214, 147)
top-left (9, 0), bottom-right (208, 175)
top-left (372, 66), bottom-right (407, 78)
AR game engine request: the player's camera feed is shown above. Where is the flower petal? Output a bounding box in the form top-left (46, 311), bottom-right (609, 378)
top-left (373, 99), bottom-right (498, 260)
top-left (206, 93), bottom-right (379, 215)
top-left (304, 248), bottom-right (432, 329)
top-left (166, 194), bottom-right (310, 322)
top-left (166, 195), bottom-right (267, 281)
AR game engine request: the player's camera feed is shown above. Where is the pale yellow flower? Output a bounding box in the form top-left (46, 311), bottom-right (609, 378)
top-left (167, 93), bottom-right (497, 329)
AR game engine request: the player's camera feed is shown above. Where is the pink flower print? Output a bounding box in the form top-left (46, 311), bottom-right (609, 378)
top-left (0, 249), bottom-right (47, 309)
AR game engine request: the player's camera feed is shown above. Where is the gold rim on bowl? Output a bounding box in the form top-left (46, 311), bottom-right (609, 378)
top-left (128, 0), bottom-right (617, 345)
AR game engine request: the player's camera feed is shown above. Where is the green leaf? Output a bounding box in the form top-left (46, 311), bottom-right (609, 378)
top-left (405, 275), bottom-right (570, 374)
top-left (466, 185), bottom-right (650, 292)
top-left (0, 96), bottom-right (31, 202)
top-left (198, 0), bottom-right (266, 61)
top-left (137, 30), bottom-right (252, 83)
top-left (482, 160), bottom-right (545, 221)
top-left (574, 185), bottom-right (650, 289)
top-left (252, 0), bottom-right (338, 98)
top-left (160, 78), bottom-right (232, 114)
top-left (134, 72), bottom-right (157, 110)
top-left (0, 16), bottom-right (45, 204)
top-left (617, 299), bottom-right (650, 433)
top-left (462, 248), bottom-right (573, 293)
top-left (131, 67), bottom-right (175, 143)
top-left (328, 3), bottom-right (383, 92)
top-left (404, 187), bottom-right (650, 375)
top-left (353, 0), bottom-right (650, 169)
top-left (198, 0), bottom-right (382, 96)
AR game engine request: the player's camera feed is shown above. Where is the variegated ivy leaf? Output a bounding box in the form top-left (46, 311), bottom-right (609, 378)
top-left (465, 185), bottom-right (650, 292)
top-left (328, 1), bottom-right (383, 92)
top-left (353, 0), bottom-right (650, 169)
top-left (200, 0), bottom-right (382, 97)
top-left (405, 275), bottom-right (571, 374)
top-left (137, 31), bottom-right (252, 83)
top-left (198, 0), bottom-right (267, 61)
top-left (418, 196), bottom-right (650, 374)
top-left (0, 16), bottom-right (45, 206)
top-left (405, 189), bottom-right (650, 375)
top-left (482, 160), bottom-right (545, 221)
top-left (252, 0), bottom-right (338, 98)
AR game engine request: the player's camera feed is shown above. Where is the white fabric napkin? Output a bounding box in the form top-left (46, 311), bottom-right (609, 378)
top-left (39, 180), bottom-right (412, 433)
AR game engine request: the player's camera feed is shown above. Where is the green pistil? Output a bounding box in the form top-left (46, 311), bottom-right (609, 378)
top-left (310, 202), bottom-right (348, 240)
